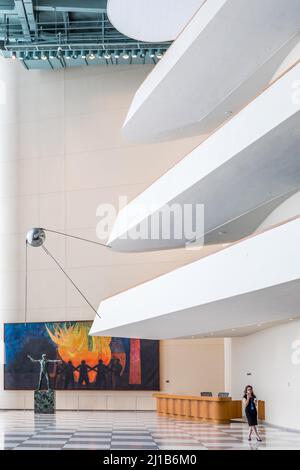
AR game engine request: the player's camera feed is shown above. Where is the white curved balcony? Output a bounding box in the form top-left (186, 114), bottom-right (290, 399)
top-left (107, 0), bottom-right (205, 42)
top-left (90, 217), bottom-right (300, 339)
top-left (123, 0), bottom-right (300, 142)
top-left (109, 62), bottom-right (300, 252)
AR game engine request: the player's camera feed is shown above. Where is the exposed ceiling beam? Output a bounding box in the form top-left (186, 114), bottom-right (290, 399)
top-left (23, 0), bottom-right (36, 33)
top-left (0, 0), bottom-right (14, 13)
top-left (0, 7), bottom-right (15, 14)
top-left (35, 0), bottom-right (107, 13)
top-left (0, 0), bottom-right (170, 70)
top-left (14, 0), bottom-right (31, 41)
top-left (62, 10), bottom-right (69, 36)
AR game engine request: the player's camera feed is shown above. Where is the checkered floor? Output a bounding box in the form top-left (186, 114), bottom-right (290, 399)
top-left (0, 411), bottom-right (299, 450)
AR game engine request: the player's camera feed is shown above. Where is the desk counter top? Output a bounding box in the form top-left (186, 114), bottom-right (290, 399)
top-left (153, 393), bottom-right (242, 423)
top-left (153, 393), bottom-right (232, 402)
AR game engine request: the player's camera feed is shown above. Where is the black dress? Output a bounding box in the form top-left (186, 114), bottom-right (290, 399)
top-left (244, 396), bottom-right (258, 426)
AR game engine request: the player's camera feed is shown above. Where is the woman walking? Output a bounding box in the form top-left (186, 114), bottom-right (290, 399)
top-left (243, 385), bottom-right (262, 441)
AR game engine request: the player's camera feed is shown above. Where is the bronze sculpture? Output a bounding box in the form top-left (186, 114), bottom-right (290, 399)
top-left (27, 354), bottom-right (61, 391)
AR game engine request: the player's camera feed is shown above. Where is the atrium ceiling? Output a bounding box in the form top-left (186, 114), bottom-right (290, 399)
top-left (0, 0), bottom-right (171, 69)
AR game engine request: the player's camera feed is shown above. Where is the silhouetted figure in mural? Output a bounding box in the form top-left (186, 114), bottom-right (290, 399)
top-left (106, 359), bottom-right (114, 389)
top-left (27, 354), bottom-right (61, 390)
top-left (60, 360), bottom-right (76, 389)
top-left (111, 358), bottom-right (123, 389)
top-left (91, 359), bottom-right (108, 389)
top-left (76, 360), bottom-right (92, 387)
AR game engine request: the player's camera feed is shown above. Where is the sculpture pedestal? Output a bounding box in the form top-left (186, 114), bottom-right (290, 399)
top-left (34, 390), bottom-right (55, 414)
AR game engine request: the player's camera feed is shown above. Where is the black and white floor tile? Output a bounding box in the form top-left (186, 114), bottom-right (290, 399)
top-left (0, 411), bottom-right (299, 450)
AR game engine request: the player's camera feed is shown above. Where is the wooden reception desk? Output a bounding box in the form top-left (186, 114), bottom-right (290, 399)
top-left (153, 393), bottom-right (242, 424)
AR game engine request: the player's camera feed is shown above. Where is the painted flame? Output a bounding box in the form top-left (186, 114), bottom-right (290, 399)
top-left (46, 322), bottom-right (112, 381)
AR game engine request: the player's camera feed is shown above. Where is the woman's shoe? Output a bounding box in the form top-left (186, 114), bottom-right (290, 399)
top-left (248, 437), bottom-right (252, 441)
top-left (256, 437), bottom-right (262, 442)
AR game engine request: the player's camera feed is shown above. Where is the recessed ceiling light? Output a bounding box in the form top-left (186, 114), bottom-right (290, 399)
top-left (122, 50), bottom-right (130, 59)
top-left (65, 50), bottom-right (73, 60)
top-left (56, 47), bottom-right (63, 58)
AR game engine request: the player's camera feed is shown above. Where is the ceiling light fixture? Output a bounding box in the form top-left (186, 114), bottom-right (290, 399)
top-left (11, 51), bottom-right (17, 60)
top-left (149, 49), bottom-right (156, 58)
top-left (65, 50), bottom-right (73, 60)
top-left (104, 50), bottom-right (111, 60)
top-left (122, 50), bottom-right (130, 60)
top-left (33, 50), bottom-right (40, 60)
top-left (25, 51), bottom-right (33, 60)
top-left (41, 51), bottom-right (48, 61)
top-left (156, 49), bottom-right (164, 59)
top-left (81, 50), bottom-right (88, 59)
top-left (88, 51), bottom-right (96, 60)
top-left (131, 49), bottom-right (138, 58)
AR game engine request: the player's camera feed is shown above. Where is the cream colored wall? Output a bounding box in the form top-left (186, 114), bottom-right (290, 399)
top-left (160, 339), bottom-right (225, 396)
top-left (230, 320), bottom-right (300, 431)
top-left (0, 57), bottom-right (224, 409)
